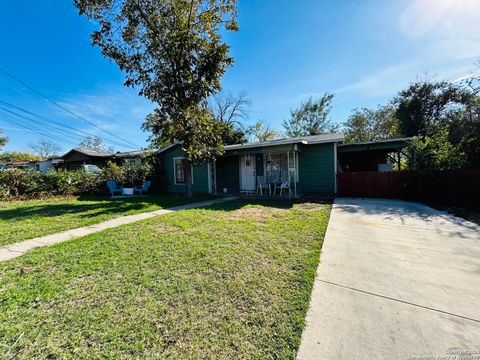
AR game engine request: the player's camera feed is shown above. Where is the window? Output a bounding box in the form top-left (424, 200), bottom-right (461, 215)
top-left (174, 157), bottom-right (193, 185)
top-left (174, 158), bottom-right (186, 184)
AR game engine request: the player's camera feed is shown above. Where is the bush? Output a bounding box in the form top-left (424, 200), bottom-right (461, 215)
top-left (0, 162), bottom-right (154, 200)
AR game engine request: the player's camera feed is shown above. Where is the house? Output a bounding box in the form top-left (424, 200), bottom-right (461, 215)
top-left (113, 149), bottom-right (153, 166)
top-left (158, 133), bottom-right (344, 197)
top-left (61, 148), bottom-right (152, 170)
top-left (62, 149), bottom-right (114, 170)
top-left (35, 158), bottom-right (64, 172)
top-left (1, 160), bottom-right (37, 170)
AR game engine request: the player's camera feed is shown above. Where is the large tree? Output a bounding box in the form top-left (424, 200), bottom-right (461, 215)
top-left (395, 79), bottom-right (467, 138)
top-left (396, 76), bottom-right (479, 170)
top-left (210, 92), bottom-right (249, 145)
top-left (75, 0), bottom-right (238, 196)
top-left (343, 104), bottom-right (400, 143)
top-left (29, 140), bottom-right (62, 158)
top-left (282, 93), bottom-right (338, 137)
top-left (0, 128), bottom-right (7, 150)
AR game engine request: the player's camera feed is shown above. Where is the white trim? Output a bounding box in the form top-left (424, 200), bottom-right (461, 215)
top-left (173, 157), bottom-right (194, 185)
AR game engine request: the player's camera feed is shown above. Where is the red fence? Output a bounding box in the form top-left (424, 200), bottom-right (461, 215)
top-left (338, 171), bottom-right (414, 198)
top-left (338, 170), bottom-right (480, 202)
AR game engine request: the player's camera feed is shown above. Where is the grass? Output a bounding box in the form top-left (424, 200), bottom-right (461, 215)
top-left (0, 194), bottom-right (211, 247)
top-left (0, 199), bottom-right (331, 359)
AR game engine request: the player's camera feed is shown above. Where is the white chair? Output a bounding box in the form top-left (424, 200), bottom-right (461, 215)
top-left (274, 181), bottom-right (289, 196)
top-left (257, 176), bottom-right (270, 195)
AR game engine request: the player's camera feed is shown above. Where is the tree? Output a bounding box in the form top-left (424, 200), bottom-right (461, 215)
top-left (343, 104), bottom-right (400, 143)
top-left (246, 120), bottom-right (280, 142)
top-left (0, 128), bottom-right (7, 150)
top-left (0, 151), bottom-right (41, 162)
top-left (78, 136), bottom-right (114, 153)
top-left (395, 78), bottom-right (467, 138)
top-left (75, 0), bottom-right (238, 197)
top-left (447, 93), bottom-right (480, 168)
top-left (210, 92), bottom-right (249, 145)
top-left (282, 93), bottom-right (338, 137)
top-left (407, 129), bottom-right (467, 172)
top-left (29, 140), bottom-right (62, 158)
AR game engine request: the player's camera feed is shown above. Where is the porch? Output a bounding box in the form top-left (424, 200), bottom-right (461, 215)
top-left (214, 148), bottom-right (300, 198)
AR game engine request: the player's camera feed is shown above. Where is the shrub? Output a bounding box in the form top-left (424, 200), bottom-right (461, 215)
top-left (0, 162), bottom-right (154, 200)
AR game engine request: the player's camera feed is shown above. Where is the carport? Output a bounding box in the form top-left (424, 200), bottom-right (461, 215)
top-left (337, 138), bottom-right (411, 172)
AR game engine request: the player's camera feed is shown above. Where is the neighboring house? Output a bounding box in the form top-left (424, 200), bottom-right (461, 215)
top-left (35, 158), bottom-right (64, 172)
top-left (62, 149), bottom-right (114, 170)
top-left (62, 148), bottom-right (152, 170)
top-left (158, 133), bottom-right (345, 197)
top-left (2, 160), bottom-right (37, 170)
top-left (113, 149), bottom-right (153, 166)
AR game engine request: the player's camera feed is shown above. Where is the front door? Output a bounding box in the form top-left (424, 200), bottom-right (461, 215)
top-left (240, 155), bottom-right (256, 191)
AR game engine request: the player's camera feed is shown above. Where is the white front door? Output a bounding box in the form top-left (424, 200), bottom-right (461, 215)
top-left (240, 155), bottom-right (256, 191)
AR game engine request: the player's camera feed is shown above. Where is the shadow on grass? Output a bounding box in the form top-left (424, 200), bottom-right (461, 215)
top-left (0, 194), bottom-right (211, 221)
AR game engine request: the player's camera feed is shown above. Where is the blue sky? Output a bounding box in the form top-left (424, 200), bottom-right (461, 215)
top-left (0, 0), bottom-right (479, 153)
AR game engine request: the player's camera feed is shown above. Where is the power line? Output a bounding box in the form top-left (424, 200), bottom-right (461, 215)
top-left (0, 68), bottom-right (142, 149)
top-left (0, 113), bottom-right (79, 147)
top-left (0, 100), bottom-right (134, 149)
top-left (0, 105), bottom-right (87, 143)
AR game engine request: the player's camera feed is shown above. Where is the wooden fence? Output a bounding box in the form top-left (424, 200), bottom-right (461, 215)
top-left (337, 170), bottom-right (480, 202)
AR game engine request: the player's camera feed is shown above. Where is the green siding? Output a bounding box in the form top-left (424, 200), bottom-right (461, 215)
top-left (215, 155), bottom-right (240, 194)
top-left (160, 145), bottom-right (210, 194)
top-left (159, 142), bottom-right (337, 196)
top-left (298, 143), bottom-right (335, 195)
top-left (192, 163), bottom-right (209, 194)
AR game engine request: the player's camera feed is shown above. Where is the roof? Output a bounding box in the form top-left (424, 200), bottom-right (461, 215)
top-left (157, 142), bottom-right (182, 154)
top-left (62, 148), bottom-right (114, 159)
top-left (337, 137), bottom-right (412, 153)
top-left (224, 133), bottom-right (345, 151)
top-left (114, 149), bottom-right (156, 158)
top-left (337, 137), bottom-right (412, 148)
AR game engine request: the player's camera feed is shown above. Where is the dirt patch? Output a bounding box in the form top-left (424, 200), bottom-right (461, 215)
top-left (293, 203), bottom-right (329, 211)
top-left (228, 206), bottom-right (286, 219)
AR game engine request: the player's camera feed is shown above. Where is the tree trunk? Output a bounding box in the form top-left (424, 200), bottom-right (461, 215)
top-left (184, 158), bottom-right (193, 197)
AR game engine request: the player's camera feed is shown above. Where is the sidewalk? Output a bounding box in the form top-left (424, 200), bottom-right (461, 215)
top-left (0, 197), bottom-right (237, 262)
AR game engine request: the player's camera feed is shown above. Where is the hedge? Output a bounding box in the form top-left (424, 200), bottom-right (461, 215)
top-left (0, 162), bottom-right (153, 200)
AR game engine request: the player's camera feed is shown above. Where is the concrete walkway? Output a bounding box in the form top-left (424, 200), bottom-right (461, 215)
top-left (0, 197), bottom-right (237, 262)
top-left (297, 198), bottom-right (480, 360)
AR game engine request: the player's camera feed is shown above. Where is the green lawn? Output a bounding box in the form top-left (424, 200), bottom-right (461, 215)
top-left (0, 194), bottom-right (210, 247)
top-left (0, 199), bottom-right (330, 358)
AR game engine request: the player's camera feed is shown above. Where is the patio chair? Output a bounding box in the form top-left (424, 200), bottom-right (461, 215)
top-left (257, 176), bottom-right (270, 195)
top-left (134, 180), bottom-right (151, 195)
top-left (107, 180), bottom-right (123, 197)
top-left (274, 181), bottom-right (289, 196)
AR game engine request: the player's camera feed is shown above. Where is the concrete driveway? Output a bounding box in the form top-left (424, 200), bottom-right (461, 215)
top-left (297, 198), bottom-right (480, 359)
